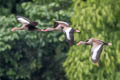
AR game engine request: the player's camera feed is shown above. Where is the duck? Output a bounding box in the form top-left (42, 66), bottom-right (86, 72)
top-left (44, 21), bottom-right (80, 46)
top-left (11, 16), bottom-right (45, 32)
top-left (44, 21), bottom-right (70, 31)
top-left (77, 38), bottom-right (112, 66)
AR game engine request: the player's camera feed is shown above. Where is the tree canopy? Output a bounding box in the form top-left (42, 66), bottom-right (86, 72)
top-left (0, 0), bottom-right (72, 80)
top-left (64, 0), bottom-right (120, 80)
top-left (0, 0), bottom-right (120, 80)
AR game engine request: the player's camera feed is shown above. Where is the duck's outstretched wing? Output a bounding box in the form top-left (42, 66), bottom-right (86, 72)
top-left (91, 44), bottom-right (104, 63)
top-left (54, 21), bottom-right (60, 28)
top-left (65, 28), bottom-right (74, 46)
top-left (16, 16), bottom-right (31, 25)
top-left (66, 35), bottom-right (74, 46)
top-left (54, 21), bottom-right (70, 28)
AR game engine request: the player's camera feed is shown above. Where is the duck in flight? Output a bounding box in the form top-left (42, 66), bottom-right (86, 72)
top-left (44, 21), bottom-right (80, 46)
top-left (77, 38), bottom-right (112, 66)
top-left (11, 16), bottom-right (45, 32)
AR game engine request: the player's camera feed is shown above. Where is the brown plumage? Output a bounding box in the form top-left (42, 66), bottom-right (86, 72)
top-left (77, 38), bottom-right (112, 65)
top-left (44, 21), bottom-right (80, 46)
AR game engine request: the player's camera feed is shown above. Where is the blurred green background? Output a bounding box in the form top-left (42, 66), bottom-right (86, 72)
top-left (0, 0), bottom-right (120, 80)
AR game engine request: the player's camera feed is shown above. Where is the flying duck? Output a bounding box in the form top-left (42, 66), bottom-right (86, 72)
top-left (11, 16), bottom-right (45, 32)
top-left (44, 21), bottom-right (80, 46)
top-left (77, 38), bottom-right (112, 66)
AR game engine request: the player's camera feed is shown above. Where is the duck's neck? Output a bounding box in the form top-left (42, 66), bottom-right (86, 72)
top-left (80, 41), bottom-right (87, 45)
top-left (79, 41), bottom-right (91, 45)
top-left (12, 27), bottom-right (23, 31)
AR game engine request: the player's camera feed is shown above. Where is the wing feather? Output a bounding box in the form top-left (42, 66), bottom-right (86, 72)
top-left (54, 21), bottom-right (70, 28)
top-left (54, 22), bottom-right (59, 28)
top-left (16, 16), bottom-right (31, 25)
top-left (91, 44), bottom-right (103, 62)
top-left (65, 28), bottom-right (74, 46)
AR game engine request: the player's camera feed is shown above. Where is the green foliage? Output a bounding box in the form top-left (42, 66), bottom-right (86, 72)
top-left (64, 0), bottom-right (120, 80)
top-left (0, 0), bottom-right (72, 80)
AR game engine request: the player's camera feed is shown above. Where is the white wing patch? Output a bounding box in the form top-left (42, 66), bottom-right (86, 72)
top-left (55, 21), bottom-right (69, 26)
top-left (17, 17), bottom-right (30, 24)
top-left (64, 27), bottom-right (72, 40)
top-left (91, 44), bottom-right (102, 61)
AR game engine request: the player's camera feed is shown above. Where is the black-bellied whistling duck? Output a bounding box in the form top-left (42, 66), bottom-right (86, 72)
top-left (77, 38), bottom-right (112, 66)
top-left (44, 21), bottom-right (80, 46)
top-left (11, 16), bottom-right (45, 32)
top-left (44, 21), bottom-right (70, 31)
